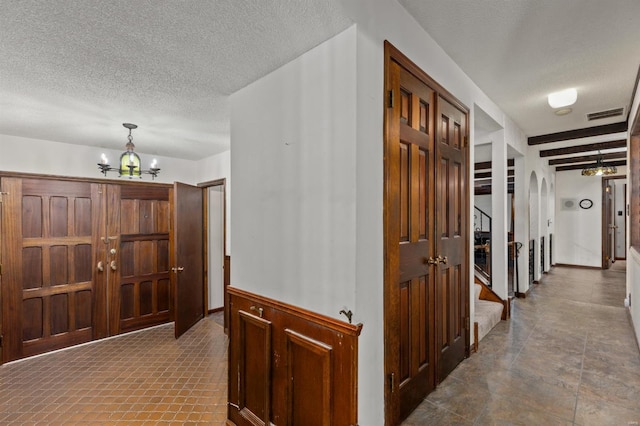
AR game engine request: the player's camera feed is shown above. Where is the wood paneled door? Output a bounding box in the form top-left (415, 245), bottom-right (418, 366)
top-left (1, 178), bottom-right (101, 362)
top-left (0, 174), bottom-right (205, 364)
top-left (384, 42), bottom-right (470, 424)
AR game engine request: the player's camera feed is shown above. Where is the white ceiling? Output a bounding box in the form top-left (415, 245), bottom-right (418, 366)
top-left (0, 0), bottom-right (352, 160)
top-left (2, 1), bottom-right (639, 161)
top-left (399, 0), bottom-right (640, 138)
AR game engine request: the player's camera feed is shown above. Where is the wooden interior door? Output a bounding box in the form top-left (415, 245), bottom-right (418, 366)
top-left (172, 182), bottom-right (204, 338)
top-left (1, 177), bottom-right (100, 362)
top-left (384, 42), bottom-right (470, 425)
top-left (386, 59), bottom-right (437, 422)
top-left (603, 182), bottom-right (614, 269)
top-left (435, 95), bottom-right (469, 381)
top-left (108, 184), bottom-right (172, 335)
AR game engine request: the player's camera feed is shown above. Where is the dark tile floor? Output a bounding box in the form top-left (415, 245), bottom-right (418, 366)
top-left (403, 261), bottom-right (640, 425)
top-left (0, 263), bottom-right (637, 425)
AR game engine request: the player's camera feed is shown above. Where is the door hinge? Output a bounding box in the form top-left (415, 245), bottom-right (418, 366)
top-left (389, 372), bottom-right (395, 392)
top-left (388, 90), bottom-right (394, 108)
top-left (0, 191), bottom-right (8, 203)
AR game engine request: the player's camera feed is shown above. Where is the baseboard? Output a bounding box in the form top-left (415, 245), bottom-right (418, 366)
top-left (553, 263), bottom-right (602, 270)
top-left (208, 306), bottom-right (224, 314)
top-left (627, 309), bottom-right (640, 354)
top-left (515, 289), bottom-right (530, 298)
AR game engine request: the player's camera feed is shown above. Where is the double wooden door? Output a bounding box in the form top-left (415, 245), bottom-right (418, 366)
top-left (384, 43), bottom-right (469, 424)
top-left (0, 176), bottom-right (203, 363)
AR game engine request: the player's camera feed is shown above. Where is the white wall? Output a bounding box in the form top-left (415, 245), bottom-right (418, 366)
top-left (0, 134), bottom-right (197, 184)
top-left (197, 150), bottom-right (231, 254)
top-left (208, 185), bottom-right (225, 310)
top-left (554, 168), bottom-right (626, 267)
top-left (230, 0), bottom-right (533, 421)
top-left (474, 194), bottom-right (492, 229)
top-left (230, 26), bottom-right (358, 315)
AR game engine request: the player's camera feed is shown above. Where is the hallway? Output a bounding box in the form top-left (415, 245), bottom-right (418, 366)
top-left (0, 264), bottom-right (637, 424)
top-left (403, 261), bottom-right (640, 425)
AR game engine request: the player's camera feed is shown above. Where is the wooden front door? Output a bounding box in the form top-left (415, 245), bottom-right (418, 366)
top-left (435, 95), bottom-right (469, 381)
top-left (172, 182), bottom-right (204, 338)
top-left (1, 178), bottom-right (100, 362)
top-left (108, 184), bottom-right (172, 335)
top-left (384, 42), bottom-right (469, 425)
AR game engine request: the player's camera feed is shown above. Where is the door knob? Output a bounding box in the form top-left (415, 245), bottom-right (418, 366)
top-left (425, 257), bottom-right (439, 265)
top-left (110, 261), bottom-right (117, 271)
top-left (171, 266), bottom-right (185, 273)
top-left (97, 261), bottom-right (104, 272)
top-left (437, 255), bottom-right (448, 264)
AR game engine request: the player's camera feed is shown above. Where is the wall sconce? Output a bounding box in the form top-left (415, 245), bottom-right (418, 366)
top-left (98, 123), bottom-right (160, 179)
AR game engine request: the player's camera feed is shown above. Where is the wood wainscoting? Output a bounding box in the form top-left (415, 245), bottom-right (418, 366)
top-left (227, 287), bottom-right (362, 426)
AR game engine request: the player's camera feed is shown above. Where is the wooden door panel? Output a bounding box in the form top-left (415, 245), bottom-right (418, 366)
top-left (238, 310), bottom-right (272, 425)
top-left (1, 177), bottom-right (99, 362)
top-left (286, 329), bottom-right (332, 426)
top-left (436, 96), bottom-right (468, 382)
top-left (172, 182), bottom-right (204, 338)
top-left (108, 184), bottom-right (172, 335)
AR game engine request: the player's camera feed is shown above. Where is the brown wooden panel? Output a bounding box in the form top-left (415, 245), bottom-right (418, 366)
top-left (74, 244), bottom-right (92, 282)
top-left (120, 283), bottom-right (135, 320)
top-left (419, 101), bottom-right (428, 133)
top-left (228, 287), bottom-right (361, 426)
top-left (453, 162), bottom-right (461, 236)
top-left (120, 241), bottom-right (135, 277)
top-left (50, 246), bottom-right (68, 286)
top-left (440, 158), bottom-right (449, 237)
top-left (75, 290), bottom-right (92, 329)
top-left (50, 293), bottom-right (69, 335)
top-left (286, 329), bottom-right (332, 426)
top-left (418, 276), bottom-right (428, 366)
top-left (23, 297), bottom-right (43, 341)
top-left (419, 148), bottom-right (428, 240)
top-left (74, 197), bottom-right (92, 236)
top-left (138, 241), bottom-right (154, 275)
top-left (120, 184), bottom-right (170, 201)
top-left (22, 195), bottom-right (42, 238)
top-left (50, 197), bottom-right (68, 237)
top-left (238, 310), bottom-right (271, 425)
top-left (140, 281), bottom-right (153, 315)
top-left (120, 199), bottom-right (138, 234)
top-left (157, 200), bottom-right (170, 233)
top-left (22, 247), bottom-right (43, 290)
top-left (157, 239), bottom-right (169, 272)
top-left (157, 279), bottom-right (170, 312)
top-left (139, 200), bottom-right (154, 234)
top-left (400, 89), bottom-right (410, 123)
top-left (22, 178), bottom-right (91, 198)
top-left (440, 268), bottom-right (449, 350)
top-left (400, 142), bottom-right (410, 242)
top-left (399, 280), bottom-right (410, 381)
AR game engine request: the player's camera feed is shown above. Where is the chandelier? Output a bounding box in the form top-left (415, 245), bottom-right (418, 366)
top-left (98, 123), bottom-right (160, 179)
top-left (581, 152), bottom-right (617, 176)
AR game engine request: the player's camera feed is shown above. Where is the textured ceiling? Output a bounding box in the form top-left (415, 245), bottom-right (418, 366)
top-left (3, 1), bottom-right (640, 161)
top-left (399, 0), bottom-right (640, 138)
top-left (0, 0), bottom-right (352, 160)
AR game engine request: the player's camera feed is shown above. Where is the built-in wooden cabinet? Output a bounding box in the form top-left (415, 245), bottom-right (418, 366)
top-left (227, 287), bottom-right (362, 426)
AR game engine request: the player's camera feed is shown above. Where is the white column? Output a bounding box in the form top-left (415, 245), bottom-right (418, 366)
top-left (491, 130), bottom-right (508, 299)
top-left (513, 156), bottom-right (528, 295)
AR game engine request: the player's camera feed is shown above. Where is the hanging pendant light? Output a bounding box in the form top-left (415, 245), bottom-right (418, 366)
top-left (98, 123), bottom-right (160, 179)
top-left (581, 152), bottom-right (617, 176)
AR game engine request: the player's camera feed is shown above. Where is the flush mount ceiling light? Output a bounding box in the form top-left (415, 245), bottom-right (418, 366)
top-left (581, 151), bottom-right (617, 176)
top-left (555, 107), bottom-right (573, 116)
top-left (548, 88), bottom-right (577, 109)
top-left (98, 123), bottom-right (160, 179)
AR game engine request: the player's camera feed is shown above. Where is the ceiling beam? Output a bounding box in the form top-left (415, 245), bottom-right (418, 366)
top-left (548, 151), bottom-right (627, 165)
top-left (528, 122), bottom-right (628, 145)
top-left (539, 139), bottom-right (627, 157)
top-left (474, 159), bottom-right (515, 170)
top-left (555, 159), bottom-right (626, 172)
top-left (475, 170), bottom-right (515, 179)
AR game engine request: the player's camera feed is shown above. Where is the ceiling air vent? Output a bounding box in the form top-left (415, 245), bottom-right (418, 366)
top-left (586, 107), bottom-right (624, 121)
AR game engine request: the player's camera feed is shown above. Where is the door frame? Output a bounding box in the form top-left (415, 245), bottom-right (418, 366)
top-left (198, 178), bottom-right (227, 329)
top-left (383, 41), bottom-right (470, 425)
top-left (601, 175), bottom-right (626, 268)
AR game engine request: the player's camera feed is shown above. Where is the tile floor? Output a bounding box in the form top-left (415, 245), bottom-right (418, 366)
top-left (0, 263), bottom-right (638, 425)
top-left (403, 261), bottom-right (640, 425)
top-left (0, 317), bottom-right (228, 425)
